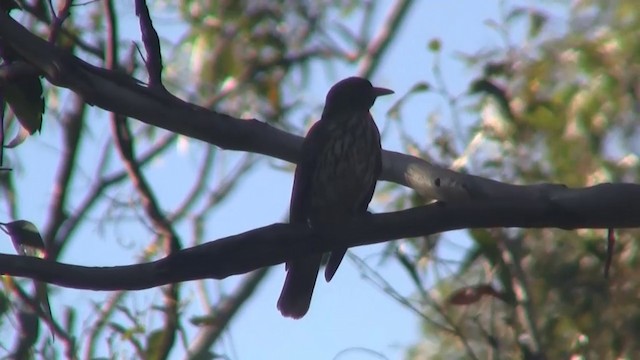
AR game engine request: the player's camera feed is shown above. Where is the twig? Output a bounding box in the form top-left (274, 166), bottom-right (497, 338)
top-left (54, 133), bottom-right (176, 250)
top-left (365, 252), bottom-right (480, 359)
top-left (185, 268), bottom-right (269, 359)
top-left (357, 0), bottom-right (417, 78)
top-left (42, 95), bottom-right (85, 259)
top-left (134, 0), bottom-right (165, 91)
top-left (83, 291), bottom-right (125, 360)
top-left (109, 116), bottom-right (182, 251)
top-left (47, 0), bottom-right (73, 43)
top-left (169, 147), bottom-right (216, 222)
top-left (495, 232), bottom-right (544, 358)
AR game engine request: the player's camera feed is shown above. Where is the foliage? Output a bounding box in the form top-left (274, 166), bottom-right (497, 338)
top-left (401, 0), bottom-right (640, 358)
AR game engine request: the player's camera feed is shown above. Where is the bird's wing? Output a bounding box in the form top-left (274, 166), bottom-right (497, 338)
top-left (359, 116), bottom-right (382, 212)
top-left (289, 120), bottom-right (326, 223)
top-left (324, 114), bottom-right (381, 282)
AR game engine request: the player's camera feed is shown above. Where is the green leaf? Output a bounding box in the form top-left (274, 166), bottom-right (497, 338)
top-left (145, 329), bottom-right (165, 360)
top-left (3, 75), bottom-right (44, 135)
top-left (0, 291), bottom-right (9, 318)
top-left (427, 38), bottom-right (441, 52)
top-left (528, 11), bottom-right (548, 39)
top-left (410, 81), bottom-right (430, 93)
top-left (64, 306), bottom-right (76, 334)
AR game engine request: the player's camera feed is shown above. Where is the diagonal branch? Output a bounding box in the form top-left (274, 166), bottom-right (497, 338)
top-left (43, 95), bottom-right (85, 259)
top-left (0, 10), bottom-right (567, 205)
top-left (185, 268), bottom-right (270, 359)
top-left (357, 0), bottom-right (417, 78)
top-left (1, 182), bottom-right (640, 290)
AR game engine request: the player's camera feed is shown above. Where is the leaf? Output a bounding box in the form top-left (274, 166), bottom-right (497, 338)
top-left (469, 78), bottom-right (514, 122)
top-left (3, 75), bottom-right (44, 135)
top-left (1, 219), bottom-right (46, 255)
top-left (145, 329), bottom-right (165, 360)
top-left (528, 11), bottom-right (547, 39)
top-left (427, 38), bottom-right (441, 52)
top-left (4, 126), bottom-right (29, 148)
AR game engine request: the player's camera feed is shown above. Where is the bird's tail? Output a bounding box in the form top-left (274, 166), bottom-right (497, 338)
top-left (277, 254), bottom-right (322, 319)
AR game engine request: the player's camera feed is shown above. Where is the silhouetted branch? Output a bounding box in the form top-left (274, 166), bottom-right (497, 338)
top-left (0, 10), bottom-right (549, 204)
top-left (1, 182), bottom-right (640, 290)
top-left (134, 0), bottom-right (165, 91)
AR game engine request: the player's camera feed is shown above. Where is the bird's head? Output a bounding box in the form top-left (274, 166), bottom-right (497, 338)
top-left (322, 77), bottom-right (393, 115)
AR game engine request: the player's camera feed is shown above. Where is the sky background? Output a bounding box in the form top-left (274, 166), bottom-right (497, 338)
top-left (0, 1), bottom-right (569, 359)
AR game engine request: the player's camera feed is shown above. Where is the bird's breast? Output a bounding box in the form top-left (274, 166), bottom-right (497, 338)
top-left (308, 113), bottom-right (381, 225)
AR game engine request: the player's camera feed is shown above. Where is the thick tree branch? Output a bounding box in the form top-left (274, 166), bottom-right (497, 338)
top-left (0, 10), bottom-right (475, 202)
top-left (0, 10), bottom-right (563, 204)
top-left (1, 10), bottom-right (570, 206)
top-left (1, 182), bottom-right (639, 290)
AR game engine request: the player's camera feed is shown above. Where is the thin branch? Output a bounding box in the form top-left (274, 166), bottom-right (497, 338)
top-left (42, 95), bottom-right (85, 259)
top-left (134, 0), bottom-right (165, 90)
top-left (191, 154), bottom-right (257, 220)
top-left (351, 253), bottom-right (479, 359)
top-left (54, 133), bottom-right (176, 249)
top-left (168, 148), bottom-right (215, 222)
top-left (109, 116), bottom-right (182, 251)
top-left (47, 0), bottom-right (73, 43)
top-left (103, 0), bottom-right (118, 69)
top-left (83, 291), bottom-right (126, 360)
top-left (185, 268), bottom-right (270, 360)
top-left (350, 253), bottom-right (454, 334)
top-left (104, 5), bottom-right (179, 355)
top-left (495, 233), bottom-right (544, 358)
top-left (5, 278), bottom-right (76, 355)
top-left (20, 2), bottom-right (105, 58)
top-left (357, 0), bottom-right (417, 78)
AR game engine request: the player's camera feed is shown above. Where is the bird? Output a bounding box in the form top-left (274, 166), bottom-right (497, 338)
top-left (277, 76), bottom-right (393, 319)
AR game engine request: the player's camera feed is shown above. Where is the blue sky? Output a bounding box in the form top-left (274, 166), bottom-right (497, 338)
top-left (0, 1), bottom-right (566, 359)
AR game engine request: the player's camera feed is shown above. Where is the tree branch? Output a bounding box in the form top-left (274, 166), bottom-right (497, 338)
top-left (1, 182), bottom-right (639, 290)
top-left (0, 10), bottom-right (475, 202)
top-left (185, 268), bottom-right (270, 359)
top-left (357, 0), bottom-right (417, 78)
top-left (134, 0), bottom-right (165, 91)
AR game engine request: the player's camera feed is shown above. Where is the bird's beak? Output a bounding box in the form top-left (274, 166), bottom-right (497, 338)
top-left (372, 87), bottom-right (394, 97)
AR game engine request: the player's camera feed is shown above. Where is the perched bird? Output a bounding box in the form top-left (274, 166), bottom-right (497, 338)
top-left (278, 77), bottom-right (393, 319)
